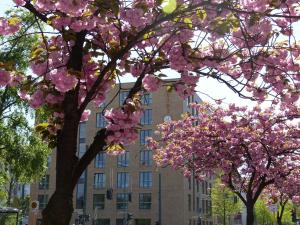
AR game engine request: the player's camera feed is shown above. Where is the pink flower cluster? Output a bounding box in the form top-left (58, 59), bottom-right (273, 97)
top-left (104, 101), bottom-right (142, 146)
top-left (2, 0), bottom-right (300, 150)
top-left (174, 73), bottom-right (200, 99)
top-left (0, 70), bottom-right (11, 87)
top-left (149, 103), bottom-right (300, 197)
top-left (142, 74), bottom-right (161, 92)
top-left (0, 18), bottom-right (21, 35)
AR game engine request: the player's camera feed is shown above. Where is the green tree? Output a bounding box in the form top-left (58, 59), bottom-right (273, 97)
top-left (0, 9), bottom-right (39, 120)
top-left (254, 199), bottom-right (274, 225)
top-left (211, 179), bottom-right (242, 225)
top-left (0, 114), bottom-right (50, 205)
top-left (254, 197), bottom-right (294, 225)
top-left (0, 8), bottom-right (49, 225)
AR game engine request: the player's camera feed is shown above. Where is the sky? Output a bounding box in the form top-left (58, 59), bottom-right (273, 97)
top-left (1, 0), bottom-right (293, 109)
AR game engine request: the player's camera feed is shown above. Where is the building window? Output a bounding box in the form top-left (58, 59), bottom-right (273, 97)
top-left (78, 143), bottom-right (86, 158)
top-left (135, 219), bottom-right (151, 225)
top-left (47, 156), bottom-right (51, 168)
top-left (141, 93), bottom-right (152, 105)
top-left (116, 219), bottom-right (125, 225)
top-left (140, 109), bottom-right (152, 125)
top-left (140, 150), bottom-right (153, 166)
top-left (76, 171), bottom-right (86, 209)
top-left (79, 122), bottom-right (86, 143)
top-left (116, 193), bottom-right (129, 210)
top-left (196, 180), bottom-right (199, 192)
top-left (76, 193), bottom-right (84, 209)
top-left (119, 91), bottom-right (129, 105)
top-left (38, 195), bottom-right (48, 209)
top-left (95, 152), bottom-right (105, 168)
top-left (94, 219), bottom-right (110, 225)
top-left (94, 173), bottom-right (106, 189)
top-left (196, 197), bottom-right (200, 212)
top-left (93, 194), bottom-right (105, 210)
top-left (188, 194), bottom-right (191, 211)
top-left (96, 113), bottom-right (106, 128)
top-left (140, 130), bottom-right (152, 145)
top-left (117, 172), bottom-right (129, 189)
top-left (39, 175), bottom-right (49, 190)
top-left (139, 172), bottom-right (152, 188)
top-left (139, 193), bottom-right (151, 209)
top-left (117, 151), bottom-right (129, 167)
top-left (206, 200), bottom-right (210, 214)
top-left (187, 95), bottom-right (194, 105)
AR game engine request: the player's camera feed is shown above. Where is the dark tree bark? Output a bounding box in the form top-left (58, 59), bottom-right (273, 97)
top-left (6, 177), bottom-right (14, 206)
top-left (277, 198), bottom-right (288, 225)
top-left (41, 31), bottom-right (86, 225)
top-left (246, 201), bottom-right (255, 225)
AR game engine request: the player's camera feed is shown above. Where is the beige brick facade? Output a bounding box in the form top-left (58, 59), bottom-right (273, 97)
top-left (29, 82), bottom-right (212, 225)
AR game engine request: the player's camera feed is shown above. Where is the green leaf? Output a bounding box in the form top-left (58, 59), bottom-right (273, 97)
top-left (161, 0), bottom-right (177, 14)
top-left (197, 9), bottom-right (207, 21)
top-left (183, 18), bottom-right (192, 29)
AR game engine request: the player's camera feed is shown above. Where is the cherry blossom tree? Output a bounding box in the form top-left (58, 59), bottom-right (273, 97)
top-left (262, 172), bottom-right (300, 225)
top-left (1, 0), bottom-right (300, 224)
top-left (148, 103), bottom-right (300, 225)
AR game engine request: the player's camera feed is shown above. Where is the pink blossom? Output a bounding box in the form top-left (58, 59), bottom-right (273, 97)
top-left (29, 90), bottom-right (45, 109)
top-left (0, 70), bottom-right (11, 87)
top-left (80, 110), bottom-right (91, 122)
top-left (142, 75), bottom-right (160, 92)
top-left (13, 0), bottom-right (26, 6)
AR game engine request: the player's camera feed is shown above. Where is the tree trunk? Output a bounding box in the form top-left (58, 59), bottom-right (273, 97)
top-left (276, 204), bottom-right (285, 225)
top-left (39, 30), bottom-right (87, 225)
top-left (277, 217), bottom-right (282, 225)
top-left (41, 98), bottom-right (80, 225)
top-left (6, 177), bottom-right (14, 206)
top-left (246, 203), bottom-right (255, 225)
top-left (41, 191), bottom-right (73, 225)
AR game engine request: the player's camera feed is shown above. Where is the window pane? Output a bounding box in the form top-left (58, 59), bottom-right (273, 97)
top-left (116, 193), bottom-right (129, 210)
top-left (93, 194), bottom-right (105, 209)
top-left (79, 122), bottom-right (86, 143)
top-left (140, 109), bottom-right (152, 125)
top-left (117, 151), bottom-right (129, 167)
top-left (116, 219), bottom-right (125, 225)
top-left (140, 150), bottom-right (153, 166)
top-left (38, 195), bottom-right (48, 209)
top-left (139, 172), bottom-right (152, 188)
top-left (78, 143), bottom-right (86, 158)
top-left (39, 175), bottom-right (49, 190)
top-left (141, 94), bottom-right (152, 105)
top-left (140, 130), bottom-right (152, 145)
top-left (94, 173), bottom-right (106, 189)
top-left (119, 91), bottom-right (129, 105)
top-left (135, 219), bottom-right (151, 225)
top-left (139, 193), bottom-right (151, 209)
top-left (96, 113), bottom-right (106, 128)
top-left (95, 152), bottom-right (105, 168)
top-left (117, 172), bottom-right (129, 189)
top-left (76, 183), bottom-right (85, 209)
top-left (94, 219), bottom-right (110, 225)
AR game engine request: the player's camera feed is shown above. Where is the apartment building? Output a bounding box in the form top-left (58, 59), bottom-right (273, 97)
top-left (29, 81), bottom-right (213, 225)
